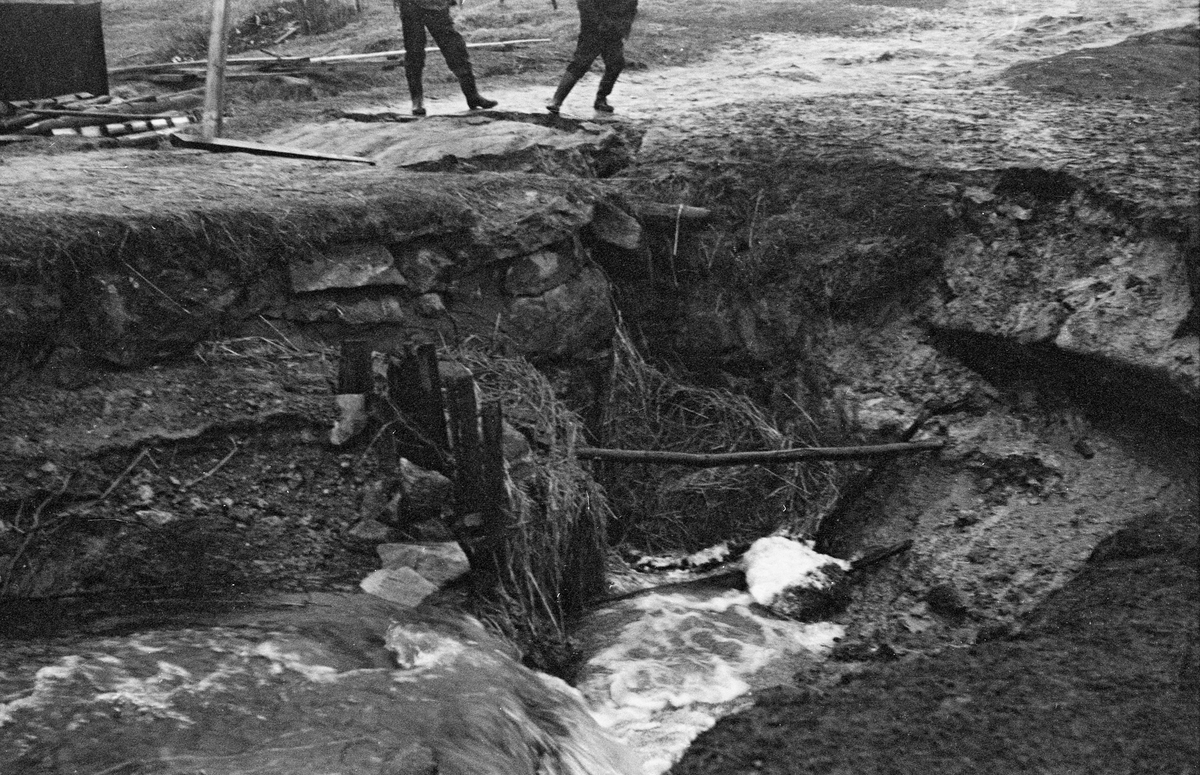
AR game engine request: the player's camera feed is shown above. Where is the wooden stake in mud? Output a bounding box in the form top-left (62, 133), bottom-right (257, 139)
top-left (384, 345), bottom-right (449, 471)
top-left (446, 373), bottom-right (482, 513)
top-left (201, 0), bottom-right (232, 140)
top-left (413, 344), bottom-right (449, 453)
top-left (479, 401), bottom-right (507, 539)
top-left (337, 339), bottom-right (371, 394)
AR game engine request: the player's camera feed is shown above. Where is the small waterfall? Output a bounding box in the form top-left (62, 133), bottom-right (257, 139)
top-left (575, 587), bottom-right (844, 774)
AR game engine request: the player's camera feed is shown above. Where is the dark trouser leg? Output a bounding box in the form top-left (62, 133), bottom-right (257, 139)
top-left (594, 37), bottom-right (625, 112)
top-left (552, 21), bottom-right (602, 113)
top-left (424, 8), bottom-right (497, 109)
top-left (400, 4), bottom-right (427, 111)
top-left (546, 72), bottom-right (580, 113)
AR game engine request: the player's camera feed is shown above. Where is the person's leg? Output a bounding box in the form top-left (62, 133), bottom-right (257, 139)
top-left (548, 15), bottom-right (602, 113)
top-left (399, 3), bottom-right (428, 115)
top-left (425, 7), bottom-right (497, 109)
top-left (593, 36), bottom-right (626, 112)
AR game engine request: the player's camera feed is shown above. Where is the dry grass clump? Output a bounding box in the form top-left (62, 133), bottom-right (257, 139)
top-left (602, 328), bottom-right (841, 553)
top-left (444, 342), bottom-right (608, 672)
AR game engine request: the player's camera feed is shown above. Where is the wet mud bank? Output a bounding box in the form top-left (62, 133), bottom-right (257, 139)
top-left (604, 129), bottom-right (1198, 633)
top-left (672, 507), bottom-right (1199, 775)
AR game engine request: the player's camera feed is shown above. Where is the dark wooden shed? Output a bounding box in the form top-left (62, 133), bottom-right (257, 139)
top-left (0, 0), bottom-right (109, 101)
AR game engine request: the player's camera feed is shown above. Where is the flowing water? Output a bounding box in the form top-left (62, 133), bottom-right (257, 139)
top-left (1, 560), bottom-right (843, 775)
top-left (572, 556), bottom-right (845, 775)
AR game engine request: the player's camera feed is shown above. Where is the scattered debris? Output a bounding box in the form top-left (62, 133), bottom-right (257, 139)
top-left (1, 89), bottom-right (201, 141)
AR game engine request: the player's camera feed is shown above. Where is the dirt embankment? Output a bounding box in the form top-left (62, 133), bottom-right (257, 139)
top-left (673, 507), bottom-right (1199, 775)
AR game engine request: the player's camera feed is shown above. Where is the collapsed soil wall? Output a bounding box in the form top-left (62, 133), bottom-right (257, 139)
top-left (0, 158), bottom-right (627, 372)
top-left (596, 156), bottom-right (1198, 431)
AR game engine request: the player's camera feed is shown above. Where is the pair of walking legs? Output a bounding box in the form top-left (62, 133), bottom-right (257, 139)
top-left (400, 2), bottom-right (496, 116)
top-left (546, 25), bottom-right (626, 114)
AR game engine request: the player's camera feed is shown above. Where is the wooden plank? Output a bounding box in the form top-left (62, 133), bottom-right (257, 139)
top-left (336, 339), bottom-right (371, 394)
top-left (4, 92), bottom-right (93, 109)
top-left (27, 107), bottom-right (186, 121)
top-left (0, 113), bottom-right (40, 132)
top-left (50, 115), bottom-right (194, 137)
top-left (575, 439), bottom-right (946, 467)
top-left (413, 343), bottom-right (450, 457)
top-left (109, 128), bottom-right (178, 148)
top-left (107, 39), bottom-right (552, 76)
top-left (310, 39), bottom-right (552, 64)
top-left (168, 132), bottom-right (376, 165)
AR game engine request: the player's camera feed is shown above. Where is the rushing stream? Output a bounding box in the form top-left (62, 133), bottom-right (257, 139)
top-left (576, 587), bottom-right (843, 774)
top-left (1, 540), bottom-right (845, 775)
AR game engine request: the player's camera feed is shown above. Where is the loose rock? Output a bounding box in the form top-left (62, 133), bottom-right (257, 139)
top-left (360, 566), bottom-right (438, 607)
top-left (377, 541), bottom-right (470, 587)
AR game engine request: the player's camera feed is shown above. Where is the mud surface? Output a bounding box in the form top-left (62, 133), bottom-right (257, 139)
top-left (674, 508), bottom-right (1199, 774)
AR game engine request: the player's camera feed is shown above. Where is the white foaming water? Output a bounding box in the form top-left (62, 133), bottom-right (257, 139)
top-left (744, 536), bottom-right (851, 607)
top-left (576, 588), bottom-right (843, 775)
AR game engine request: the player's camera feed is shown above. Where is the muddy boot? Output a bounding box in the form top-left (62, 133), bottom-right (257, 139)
top-left (594, 73), bottom-right (619, 113)
top-left (457, 71), bottom-right (497, 110)
top-left (546, 72), bottom-right (580, 114)
top-left (406, 70), bottom-right (426, 117)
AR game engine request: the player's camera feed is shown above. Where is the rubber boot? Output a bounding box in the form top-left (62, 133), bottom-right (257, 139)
top-left (546, 72), bottom-right (580, 114)
top-left (458, 71), bottom-right (498, 110)
top-left (406, 69), bottom-right (426, 116)
top-left (594, 74), bottom-right (618, 113)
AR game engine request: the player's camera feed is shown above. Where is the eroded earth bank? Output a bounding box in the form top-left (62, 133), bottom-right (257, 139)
top-left (1, 0), bottom-right (1197, 772)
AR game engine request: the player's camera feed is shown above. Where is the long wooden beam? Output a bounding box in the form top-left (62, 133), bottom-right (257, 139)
top-left (108, 39), bottom-right (552, 76)
top-left (168, 133), bottom-right (376, 164)
top-left (575, 439), bottom-right (944, 466)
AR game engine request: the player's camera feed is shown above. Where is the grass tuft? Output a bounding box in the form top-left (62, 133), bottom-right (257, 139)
top-left (600, 327), bottom-right (842, 552)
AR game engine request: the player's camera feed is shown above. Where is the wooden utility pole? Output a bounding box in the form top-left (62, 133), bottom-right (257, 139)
top-left (201, 0), bottom-right (231, 140)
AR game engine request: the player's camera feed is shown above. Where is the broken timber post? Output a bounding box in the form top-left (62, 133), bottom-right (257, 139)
top-left (574, 439), bottom-right (945, 467)
top-left (445, 372), bottom-right (482, 514)
top-left (384, 345), bottom-right (449, 471)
